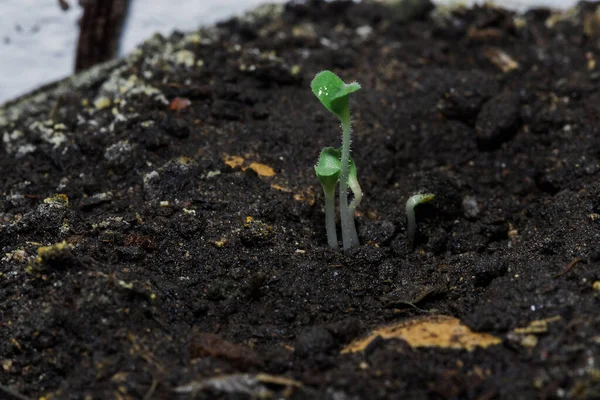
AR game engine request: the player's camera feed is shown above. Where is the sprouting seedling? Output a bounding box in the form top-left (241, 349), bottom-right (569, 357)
top-left (311, 70), bottom-right (361, 250)
top-left (315, 147), bottom-right (341, 249)
top-left (406, 193), bottom-right (435, 247)
top-left (315, 148), bottom-right (363, 249)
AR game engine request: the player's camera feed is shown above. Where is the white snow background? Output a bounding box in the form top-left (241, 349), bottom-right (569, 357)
top-left (0, 0), bottom-right (579, 104)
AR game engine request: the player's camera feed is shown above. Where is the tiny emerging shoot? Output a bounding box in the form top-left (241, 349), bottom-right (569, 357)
top-left (406, 193), bottom-right (435, 247)
top-left (311, 70), bottom-right (361, 250)
top-left (315, 148), bottom-right (362, 249)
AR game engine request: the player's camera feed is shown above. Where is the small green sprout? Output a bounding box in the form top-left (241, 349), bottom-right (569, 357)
top-left (406, 193), bottom-right (435, 247)
top-left (311, 70), bottom-right (362, 250)
top-left (315, 148), bottom-right (341, 249)
top-left (315, 148), bottom-right (363, 249)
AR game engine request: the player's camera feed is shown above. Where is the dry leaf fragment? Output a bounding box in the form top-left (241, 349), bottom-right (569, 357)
top-left (483, 47), bottom-right (519, 73)
top-left (222, 154), bottom-right (276, 177)
top-left (270, 183), bottom-right (292, 192)
top-left (342, 315), bottom-right (501, 353)
top-left (249, 162), bottom-right (275, 177)
top-left (169, 97), bottom-right (191, 111)
top-left (513, 316), bottom-right (561, 334)
top-left (175, 373), bottom-right (301, 397)
top-left (223, 154), bottom-right (245, 169)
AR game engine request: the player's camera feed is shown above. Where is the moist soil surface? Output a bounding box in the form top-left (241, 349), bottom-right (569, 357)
top-left (2, 1), bottom-right (600, 399)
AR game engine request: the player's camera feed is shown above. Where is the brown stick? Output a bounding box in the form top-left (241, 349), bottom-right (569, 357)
top-left (74, 0), bottom-right (131, 72)
top-left (554, 257), bottom-right (583, 278)
top-left (0, 383), bottom-right (32, 400)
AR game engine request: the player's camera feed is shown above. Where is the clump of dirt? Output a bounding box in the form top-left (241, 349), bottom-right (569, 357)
top-left (1, 1), bottom-right (600, 399)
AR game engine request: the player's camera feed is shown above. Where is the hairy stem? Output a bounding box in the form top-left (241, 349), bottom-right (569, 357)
top-left (339, 108), bottom-right (359, 249)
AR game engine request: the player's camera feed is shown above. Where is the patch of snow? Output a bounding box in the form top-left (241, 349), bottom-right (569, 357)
top-left (0, 0), bottom-right (581, 105)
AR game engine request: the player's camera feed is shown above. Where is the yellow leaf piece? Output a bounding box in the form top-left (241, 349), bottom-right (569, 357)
top-left (341, 315), bottom-right (501, 354)
top-left (10, 338), bottom-right (22, 351)
top-left (223, 154), bottom-right (245, 169)
top-left (519, 334), bottom-right (538, 348)
top-left (44, 193), bottom-right (69, 207)
top-left (36, 241), bottom-right (73, 264)
top-left (111, 371), bottom-right (130, 383)
top-left (212, 238), bottom-right (228, 248)
top-left (222, 154), bottom-right (276, 177)
top-left (93, 96), bottom-right (112, 110)
top-left (249, 162), bottom-right (275, 177)
top-left (256, 373), bottom-right (302, 388)
top-left (2, 359), bottom-right (13, 372)
top-left (482, 47), bottom-right (519, 73)
top-left (293, 187), bottom-right (315, 205)
top-left (271, 183), bottom-right (292, 192)
top-left (513, 316), bottom-right (561, 334)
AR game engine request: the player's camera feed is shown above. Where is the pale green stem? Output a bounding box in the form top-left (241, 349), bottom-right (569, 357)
top-left (406, 193), bottom-right (435, 247)
top-left (324, 186), bottom-right (338, 249)
top-left (339, 108), bottom-right (359, 249)
top-left (348, 175), bottom-right (362, 215)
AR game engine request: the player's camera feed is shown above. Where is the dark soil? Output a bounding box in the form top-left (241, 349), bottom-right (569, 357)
top-left (2, 1), bottom-right (600, 399)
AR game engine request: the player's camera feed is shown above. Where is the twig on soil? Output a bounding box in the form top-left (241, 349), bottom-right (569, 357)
top-left (0, 384), bottom-right (32, 400)
top-left (396, 301), bottom-right (430, 313)
top-left (48, 95), bottom-right (64, 121)
top-left (475, 390), bottom-right (498, 400)
top-left (143, 378), bottom-right (158, 400)
top-left (554, 257), bottom-right (583, 278)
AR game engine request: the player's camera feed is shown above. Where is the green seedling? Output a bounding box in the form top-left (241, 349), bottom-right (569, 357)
top-left (315, 147), bottom-right (341, 249)
top-left (315, 148), bottom-right (363, 249)
top-left (406, 193), bottom-right (435, 247)
top-left (311, 70), bottom-right (361, 250)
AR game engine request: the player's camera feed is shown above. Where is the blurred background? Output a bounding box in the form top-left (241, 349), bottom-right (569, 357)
top-left (0, 0), bottom-right (578, 104)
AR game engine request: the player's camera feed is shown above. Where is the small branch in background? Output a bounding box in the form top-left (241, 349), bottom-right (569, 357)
top-left (0, 383), bottom-right (32, 400)
top-left (58, 0), bottom-right (70, 11)
top-left (74, 0), bottom-right (131, 72)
